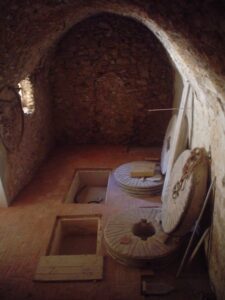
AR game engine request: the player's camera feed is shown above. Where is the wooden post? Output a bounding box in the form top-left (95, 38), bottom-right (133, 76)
top-left (0, 179), bottom-right (8, 207)
top-left (162, 82), bottom-right (191, 202)
top-left (0, 145), bottom-right (8, 207)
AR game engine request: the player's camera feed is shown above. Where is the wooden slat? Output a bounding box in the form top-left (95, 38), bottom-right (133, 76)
top-left (0, 145), bottom-right (8, 207)
top-left (34, 255), bottom-right (103, 281)
top-left (130, 162), bottom-right (156, 177)
top-left (0, 178), bottom-right (8, 207)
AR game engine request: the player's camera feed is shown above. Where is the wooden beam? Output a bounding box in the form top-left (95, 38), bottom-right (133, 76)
top-left (0, 144), bottom-right (8, 207)
top-left (188, 227), bottom-right (210, 265)
top-left (0, 179), bottom-right (8, 207)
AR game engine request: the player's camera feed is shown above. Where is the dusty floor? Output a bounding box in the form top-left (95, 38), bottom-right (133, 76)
top-left (0, 146), bottom-right (215, 300)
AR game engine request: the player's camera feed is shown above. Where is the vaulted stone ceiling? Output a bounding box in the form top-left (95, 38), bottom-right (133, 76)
top-left (0, 0), bottom-right (225, 100)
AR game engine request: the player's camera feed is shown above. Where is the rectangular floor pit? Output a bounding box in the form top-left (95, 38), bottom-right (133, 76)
top-left (47, 216), bottom-right (101, 256)
top-left (65, 169), bottom-right (111, 204)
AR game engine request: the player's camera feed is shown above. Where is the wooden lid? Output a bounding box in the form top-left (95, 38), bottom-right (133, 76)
top-left (130, 161), bottom-right (156, 178)
top-left (162, 148), bottom-right (208, 236)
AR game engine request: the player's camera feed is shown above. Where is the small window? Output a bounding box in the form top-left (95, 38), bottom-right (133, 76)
top-left (18, 77), bottom-right (35, 114)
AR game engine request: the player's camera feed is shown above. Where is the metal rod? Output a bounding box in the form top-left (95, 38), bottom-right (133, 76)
top-left (147, 108), bottom-right (179, 112)
top-left (176, 176), bottom-right (216, 278)
top-left (187, 227), bottom-right (210, 265)
top-left (147, 108), bottom-right (192, 112)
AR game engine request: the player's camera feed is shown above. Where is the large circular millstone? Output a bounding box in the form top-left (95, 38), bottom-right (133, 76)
top-left (162, 148), bottom-right (208, 236)
top-left (104, 207), bottom-right (180, 268)
top-left (113, 161), bottom-right (163, 196)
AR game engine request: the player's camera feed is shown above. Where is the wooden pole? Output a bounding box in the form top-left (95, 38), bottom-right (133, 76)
top-left (187, 227), bottom-right (210, 265)
top-left (147, 108), bottom-right (179, 112)
top-left (176, 177), bottom-right (216, 278)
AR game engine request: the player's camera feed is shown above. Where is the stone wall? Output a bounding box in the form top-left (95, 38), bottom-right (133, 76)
top-left (185, 88), bottom-right (225, 299)
top-left (5, 67), bottom-right (54, 203)
top-left (50, 14), bottom-right (174, 146)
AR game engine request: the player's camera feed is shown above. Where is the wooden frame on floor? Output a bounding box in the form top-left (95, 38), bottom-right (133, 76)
top-left (34, 214), bottom-right (104, 282)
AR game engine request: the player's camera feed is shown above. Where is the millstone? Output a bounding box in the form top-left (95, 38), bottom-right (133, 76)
top-left (104, 207), bottom-right (180, 268)
top-left (113, 161), bottom-right (163, 196)
top-left (162, 148), bottom-right (208, 236)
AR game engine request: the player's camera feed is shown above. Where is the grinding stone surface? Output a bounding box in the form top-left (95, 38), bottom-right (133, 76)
top-left (113, 161), bottom-right (163, 195)
top-left (104, 207), bottom-right (180, 267)
top-left (162, 149), bottom-right (208, 236)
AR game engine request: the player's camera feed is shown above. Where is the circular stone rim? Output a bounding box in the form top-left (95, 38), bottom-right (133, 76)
top-left (104, 207), bottom-right (180, 266)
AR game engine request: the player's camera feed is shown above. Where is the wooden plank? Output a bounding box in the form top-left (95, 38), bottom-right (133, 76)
top-left (162, 83), bottom-right (191, 201)
top-left (130, 162), bottom-right (156, 177)
top-left (0, 145), bottom-right (8, 207)
top-left (188, 227), bottom-right (210, 265)
top-left (34, 255), bottom-right (104, 281)
top-left (49, 219), bottom-right (62, 255)
top-left (0, 178), bottom-right (8, 207)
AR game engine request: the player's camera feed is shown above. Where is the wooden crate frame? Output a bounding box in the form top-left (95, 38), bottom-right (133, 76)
top-left (34, 215), bottom-right (103, 282)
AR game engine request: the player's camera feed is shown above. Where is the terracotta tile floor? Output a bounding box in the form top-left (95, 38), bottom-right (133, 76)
top-left (0, 146), bottom-right (214, 300)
